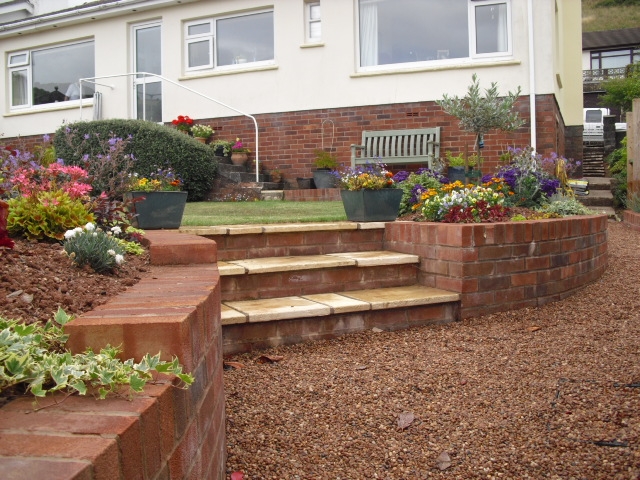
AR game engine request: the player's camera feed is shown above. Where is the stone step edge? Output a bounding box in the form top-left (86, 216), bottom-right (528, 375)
top-left (180, 221), bottom-right (386, 236)
top-left (218, 251), bottom-right (420, 276)
top-left (221, 285), bottom-right (460, 325)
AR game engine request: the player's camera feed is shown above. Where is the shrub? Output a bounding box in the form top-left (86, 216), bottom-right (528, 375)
top-left (540, 196), bottom-right (597, 216)
top-left (53, 119), bottom-right (218, 201)
top-left (63, 222), bottom-right (126, 273)
top-left (8, 190), bottom-right (94, 241)
top-left (606, 137), bottom-right (627, 208)
top-left (0, 308), bottom-right (193, 399)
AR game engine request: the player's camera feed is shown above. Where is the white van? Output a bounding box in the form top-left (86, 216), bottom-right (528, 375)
top-left (583, 108), bottom-right (609, 142)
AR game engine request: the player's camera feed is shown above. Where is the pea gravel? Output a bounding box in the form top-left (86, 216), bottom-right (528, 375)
top-left (224, 220), bottom-right (640, 479)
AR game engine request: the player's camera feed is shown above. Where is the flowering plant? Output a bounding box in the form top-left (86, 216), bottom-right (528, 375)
top-left (420, 182), bottom-right (510, 223)
top-left (191, 124), bottom-right (214, 138)
top-left (334, 162), bottom-right (396, 191)
top-left (231, 138), bottom-right (251, 154)
top-left (171, 115), bottom-right (193, 133)
top-left (128, 167), bottom-right (183, 192)
top-left (63, 222), bottom-right (126, 273)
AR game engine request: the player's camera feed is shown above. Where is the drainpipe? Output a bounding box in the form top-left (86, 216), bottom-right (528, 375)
top-left (527, 0), bottom-right (537, 152)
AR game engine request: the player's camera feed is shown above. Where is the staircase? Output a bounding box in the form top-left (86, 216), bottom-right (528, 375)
top-left (582, 143), bottom-right (606, 177)
top-left (575, 176), bottom-right (616, 217)
top-left (182, 223), bottom-right (460, 354)
top-left (209, 156), bottom-right (283, 201)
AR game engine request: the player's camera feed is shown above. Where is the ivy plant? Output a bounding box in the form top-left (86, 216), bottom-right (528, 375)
top-left (1, 308), bottom-right (194, 400)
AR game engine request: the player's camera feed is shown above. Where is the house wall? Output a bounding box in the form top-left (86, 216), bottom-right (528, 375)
top-left (1, 0), bottom-right (583, 174)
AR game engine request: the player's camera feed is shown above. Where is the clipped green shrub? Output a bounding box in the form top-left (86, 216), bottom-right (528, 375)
top-left (7, 190), bottom-right (94, 241)
top-left (53, 119), bottom-right (218, 201)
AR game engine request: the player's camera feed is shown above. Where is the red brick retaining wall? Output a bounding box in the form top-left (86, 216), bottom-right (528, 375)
top-left (384, 215), bottom-right (608, 318)
top-left (623, 210), bottom-right (640, 231)
top-left (0, 232), bottom-right (226, 480)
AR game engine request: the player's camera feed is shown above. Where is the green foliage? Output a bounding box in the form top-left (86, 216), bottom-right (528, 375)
top-left (445, 152), bottom-right (466, 167)
top-left (596, 0), bottom-right (640, 6)
top-left (583, 0), bottom-right (640, 31)
top-left (53, 119), bottom-right (218, 201)
top-left (540, 196), bottom-right (597, 216)
top-left (0, 309), bottom-right (193, 399)
top-left (606, 137), bottom-right (628, 208)
top-left (7, 190), bottom-right (94, 241)
top-left (600, 68), bottom-right (640, 112)
top-left (628, 192), bottom-right (640, 213)
top-left (63, 223), bottom-right (126, 273)
top-left (210, 139), bottom-right (234, 157)
top-left (313, 150), bottom-right (339, 169)
top-left (437, 74), bottom-right (524, 155)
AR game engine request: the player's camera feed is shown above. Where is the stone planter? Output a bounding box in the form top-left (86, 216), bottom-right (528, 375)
top-left (313, 169), bottom-right (338, 189)
top-left (127, 191), bottom-right (188, 229)
top-left (340, 188), bottom-right (403, 222)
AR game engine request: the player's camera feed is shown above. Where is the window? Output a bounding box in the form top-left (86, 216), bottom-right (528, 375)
top-left (185, 11), bottom-right (274, 72)
top-left (306, 1), bottom-right (321, 42)
top-left (8, 41), bottom-right (95, 109)
top-left (590, 48), bottom-right (640, 70)
top-left (357, 0), bottom-right (510, 69)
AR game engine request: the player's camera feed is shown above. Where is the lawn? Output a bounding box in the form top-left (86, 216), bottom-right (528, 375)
top-left (182, 200), bottom-right (347, 226)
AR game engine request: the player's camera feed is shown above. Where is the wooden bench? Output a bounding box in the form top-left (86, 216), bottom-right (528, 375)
top-left (350, 127), bottom-right (440, 168)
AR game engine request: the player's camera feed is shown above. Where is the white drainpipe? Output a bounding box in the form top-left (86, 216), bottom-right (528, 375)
top-left (528, 0), bottom-right (537, 152)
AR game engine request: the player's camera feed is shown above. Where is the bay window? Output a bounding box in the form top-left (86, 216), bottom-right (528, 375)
top-left (185, 10), bottom-right (274, 72)
top-left (358, 0), bottom-right (511, 69)
top-left (8, 40), bottom-right (95, 109)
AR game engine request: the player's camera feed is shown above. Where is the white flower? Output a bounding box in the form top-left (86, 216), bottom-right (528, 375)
top-left (64, 229), bottom-right (77, 239)
top-left (84, 222), bottom-right (96, 231)
top-left (111, 226), bottom-right (122, 235)
top-left (107, 249), bottom-right (116, 256)
top-left (92, 232), bottom-right (98, 237)
top-left (115, 254), bottom-right (125, 265)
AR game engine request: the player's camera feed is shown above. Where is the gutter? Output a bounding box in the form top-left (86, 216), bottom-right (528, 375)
top-left (527, 0), bottom-right (537, 151)
top-left (0, 0), bottom-right (195, 37)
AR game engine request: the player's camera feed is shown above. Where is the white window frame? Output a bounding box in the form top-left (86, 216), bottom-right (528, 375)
top-left (305, 1), bottom-right (322, 43)
top-left (7, 41), bottom-right (94, 111)
top-left (184, 10), bottom-right (275, 73)
top-left (469, 0), bottom-right (512, 59)
top-left (356, 0), bottom-right (512, 72)
top-left (185, 19), bottom-right (214, 71)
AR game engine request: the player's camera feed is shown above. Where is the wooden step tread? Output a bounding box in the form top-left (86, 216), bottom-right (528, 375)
top-left (217, 251), bottom-right (420, 275)
top-left (221, 285), bottom-right (460, 325)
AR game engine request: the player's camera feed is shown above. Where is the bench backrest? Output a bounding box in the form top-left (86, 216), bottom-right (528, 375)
top-left (352, 128), bottom-right (440, 167)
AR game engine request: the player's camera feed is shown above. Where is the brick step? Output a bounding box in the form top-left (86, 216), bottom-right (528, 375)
top-left (181, 222), bottom-right (387, 261)
top-left (218, 251), bottom-right (420, 301)
top-left (221, 285), bottom-right (460, 354)
top-left (577, 189), bottom-right (614, 207)
top-left (581, 177), bottom-right (613, 190)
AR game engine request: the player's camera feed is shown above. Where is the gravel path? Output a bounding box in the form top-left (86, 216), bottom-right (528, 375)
top-left (224, 220), bottom-right (640, 479)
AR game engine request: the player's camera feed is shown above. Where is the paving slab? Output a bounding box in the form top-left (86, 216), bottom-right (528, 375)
top-left (221, 305), bottom-right (247, 325)
top-left (301, 293), bottom-right (371, 314)
top-left (340, 285), bottom-right (460, 310)
top-left (230, 255), bottom-right (356, 274)
top-left (224, 296), bottom-right (331, 322)
top-left (217, 261), bottom-right (247, 276)
top-left (327, 251), bottom-right (419, 266)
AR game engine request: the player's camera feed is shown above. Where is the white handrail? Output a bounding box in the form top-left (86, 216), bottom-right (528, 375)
top-left (78, 72), bottom-right (260, 182)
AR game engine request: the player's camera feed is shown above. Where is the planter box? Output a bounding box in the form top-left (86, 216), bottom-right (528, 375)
top-left (340, 189), bottom-right (403, 222)
top-left (127, 191), bottom-right (187, 229)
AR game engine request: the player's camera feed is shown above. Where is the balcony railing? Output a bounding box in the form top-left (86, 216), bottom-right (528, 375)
top-left (583, 64), bottom-right (640, 92)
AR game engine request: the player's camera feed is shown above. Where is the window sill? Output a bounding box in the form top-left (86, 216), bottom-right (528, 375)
top-left (300, 42), bottom-right (325, 49)
top-left (6, 100), bottom-right (93, 117)
top-left (180, 64), bottom-right (278, 80)
top-left (351, 58), bottom-right (521, 78)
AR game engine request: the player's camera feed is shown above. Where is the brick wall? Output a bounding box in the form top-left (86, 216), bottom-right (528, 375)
top-left (624, 210), bottom-right (640, 232)
top-left (384, 215), bottom-right (608, 319)
top-left (6, 94), bottom-right (579, 189)
top-left (0, 231), bottom-right (226, 480)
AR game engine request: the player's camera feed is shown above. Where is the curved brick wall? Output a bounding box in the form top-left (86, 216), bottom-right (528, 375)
top-left (384, 215), bottom-right (609, 318)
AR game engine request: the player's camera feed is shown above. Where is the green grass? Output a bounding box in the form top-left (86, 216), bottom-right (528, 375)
top-left (182, 200), bottom-right (347, 226)
top-left (582, 0), bottom-right (640, 31)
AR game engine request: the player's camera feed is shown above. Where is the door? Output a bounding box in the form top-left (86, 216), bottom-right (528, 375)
top-left (133, 22), bottom-right (162, 122)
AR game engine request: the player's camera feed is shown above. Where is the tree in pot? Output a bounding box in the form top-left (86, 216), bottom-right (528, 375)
top-left (437, 74), bottom-right (524, 171)
top-left (312, 149), bottom-right (339, 189)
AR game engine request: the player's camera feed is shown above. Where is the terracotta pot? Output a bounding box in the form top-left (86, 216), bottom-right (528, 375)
top-left (231, 152), bottom-right (248, 166)
top-left (194, 137), bottom-right (207, 144)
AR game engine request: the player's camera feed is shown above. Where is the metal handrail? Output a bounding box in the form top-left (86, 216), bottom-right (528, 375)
top-left (78, 72), bottom-right (260, 182)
